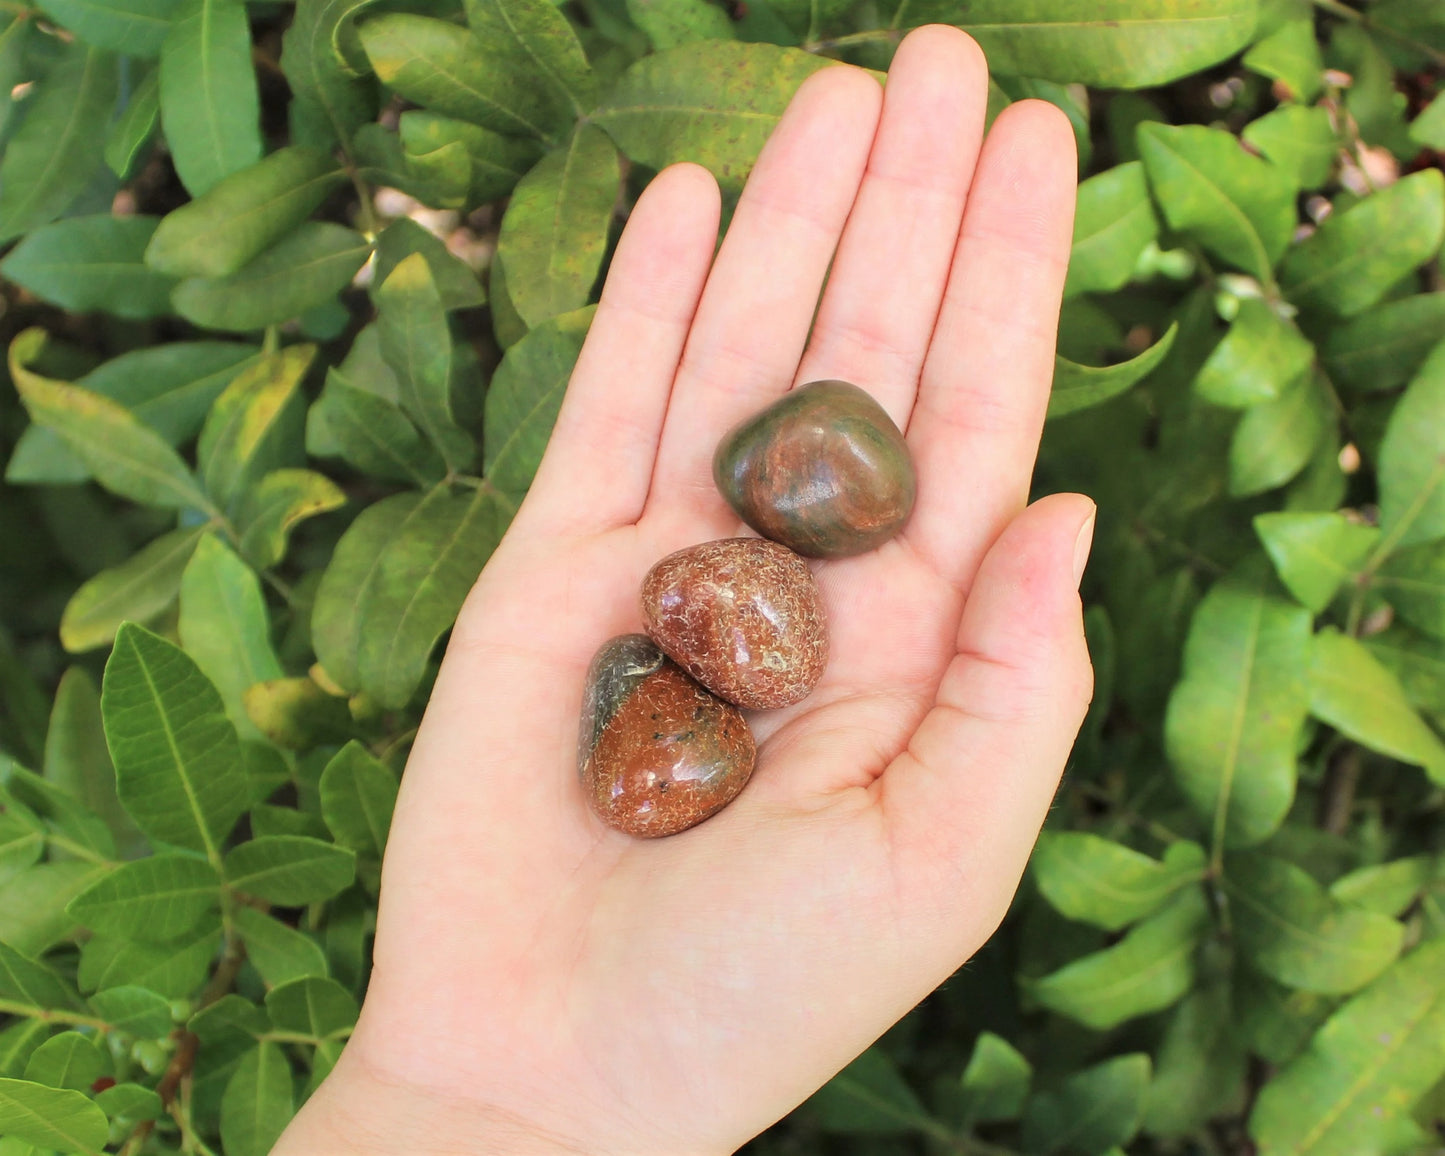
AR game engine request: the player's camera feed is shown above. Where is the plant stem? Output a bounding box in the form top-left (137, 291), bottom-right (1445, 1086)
top-left (0, 998), bottom-right (111, 1031)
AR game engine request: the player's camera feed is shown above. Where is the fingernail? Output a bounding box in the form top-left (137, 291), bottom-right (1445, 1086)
top-left (1071, 504), bottom-right (1096, 587)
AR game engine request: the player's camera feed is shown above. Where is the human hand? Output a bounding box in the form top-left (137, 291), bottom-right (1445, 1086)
top-left (274, 24), bottom-right (1090, 1156)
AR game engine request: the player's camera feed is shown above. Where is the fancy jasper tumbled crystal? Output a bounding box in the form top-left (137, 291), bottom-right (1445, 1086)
top-left (579, 634), bottom-right (755, 838)
top-left (714, 379), bottom-right (916, 558)
top-left (642, 538), bottom-right (827, 710)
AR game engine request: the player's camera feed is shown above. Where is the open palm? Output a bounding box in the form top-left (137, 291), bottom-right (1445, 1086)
top-left (278, 25), bottom-right (1092, 1156)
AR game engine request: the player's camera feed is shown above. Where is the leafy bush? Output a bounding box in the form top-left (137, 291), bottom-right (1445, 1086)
top-left (1, 0), bottom-right (1444, 1152)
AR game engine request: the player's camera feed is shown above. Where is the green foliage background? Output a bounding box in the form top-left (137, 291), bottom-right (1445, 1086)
top-left (1, 0), bottom-right (1444, 1152)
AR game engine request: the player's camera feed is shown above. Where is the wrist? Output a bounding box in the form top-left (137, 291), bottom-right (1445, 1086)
top-left (272, 1046), bottom-right (591, 1156)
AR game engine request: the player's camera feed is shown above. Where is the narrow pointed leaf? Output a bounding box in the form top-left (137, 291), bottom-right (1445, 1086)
top-left (1164, 567), bottom-right (1312, 849)
top-left (60, 525), bottom-right (208, 654)
top-left (1377, 340), bottom-right (1445, 551)
top-left (223, 836), bottom-right (355, 905)
top-left (0, 215), bottom-right (175, 320)
top-left (1254, 512), bottom-right (1380, 613)
top-left (219, 1042), bottom-right (294, 1156)
top-left (1064, 161), bottom-right (1158, 298)
top-left (236, 468), bottom-right (347, 570)
top-left (1046, 323), bottom-right (1177, 418)
top-left (66, 854), bottom-right (220, 940)
top-left (1021, 1054), bottom-right (1151, 1156)
top-left (318, 742), bottom-right (398, 858)
top-left (37, 0), bottom-right (181, 56)
top-left (1031, 833), bottom-right (1206, 931)
top-left (102, 623), bottom-right (249, 858)
top-left (158, 0), bottom-right (262, 196)
top-left (1194, 299), bottom-right (1314, 408)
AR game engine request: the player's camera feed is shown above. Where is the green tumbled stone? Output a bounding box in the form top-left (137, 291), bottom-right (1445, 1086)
top-left (713, 380), bottom-right (916, 558)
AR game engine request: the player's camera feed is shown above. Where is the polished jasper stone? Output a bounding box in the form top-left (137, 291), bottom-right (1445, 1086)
top-left (579, 634), bottom-right (755, 838)
top-left (642, 538), bottom-right (827, 710)
top-left (714, 379), bottom-right (916, 558)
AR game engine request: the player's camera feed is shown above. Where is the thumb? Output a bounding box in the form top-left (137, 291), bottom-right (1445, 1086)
top-left (881, 492), bottom-right (1095, 960)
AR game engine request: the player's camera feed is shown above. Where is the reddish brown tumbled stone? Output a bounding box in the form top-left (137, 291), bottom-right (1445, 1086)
top-left (641, 538), bottom-right (828, 710)
top-left (714, 379), bottom-right (916, 558)
top-left (579, 634), bottom-right (755, 838)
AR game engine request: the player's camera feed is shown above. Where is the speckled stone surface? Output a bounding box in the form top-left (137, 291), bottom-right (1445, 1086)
top-left (641, 538), bottom-right (828, 710)
top-left (714, 379), bottom-right (916, 558)
top-left (579, 634), bottom-right (755, 838)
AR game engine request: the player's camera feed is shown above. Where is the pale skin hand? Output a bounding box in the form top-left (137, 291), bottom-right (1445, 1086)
top-left (275, 25), bottom-right (1090, 1156)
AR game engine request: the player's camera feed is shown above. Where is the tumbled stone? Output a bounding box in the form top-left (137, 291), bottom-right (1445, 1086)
top-left (713, 379), bottom-right (916, 558)
top-left (579, 634), bottom-right (755, 838)
top-left (641, 538), bottom-right (827, 710)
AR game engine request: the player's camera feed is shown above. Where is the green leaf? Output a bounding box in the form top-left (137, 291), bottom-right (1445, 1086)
top-left (224, 836), bottom-right (355, 905)
top-left (924, 0), bottom-right (1259, 90)
top-left (232, 906), bottom-right (328, 987)
top-left (1030, 833), bottom-right (1206, 931)
top-left (177, 534), bottom-right (284, 744)
top-left (1142, 981), bottom-right (1249, 1137)
top-left (1330, 857), bottom-right (1436, 917)
top-left (94, 1082), bottom-right (162, 1122)
top-left (59, 526), bottom-right (207, 654)
top-left (78, 923), bottom-right (218, 998)
top-left (495, 124), bottom-right (618, 328)
top-left (264, 976), bottom-right (357, 1039)
top-left (359, 485), bottom-right (510, 708)
top-left (23, 1033), bottom-right (106, 1093)
top-left (9, 330), bottom-right (212, 513)
top-left (236, 468), bottom-right (347, 570)
top-left (1320, 294), bottom-right (1445, 396)
top-left (145, 148), bottom-right (346, 279)
top-left (318, 742), bottom-right (398, 858)
top-left (1281, 171), bottom-right (1445, 318)
top-left (1241, 104), bottom-right (1337, 190)
top-left (1243, 18), bottom-right (1322, 102)
top-left (196, 345), bottom-right (312, 516)
top-left (42, 672), bottom-right (124, 858)
top-left (626, 0), bottom-right (734, 49)
top-left (1046, 323), bottom-right (1178, 418)
top-left (0, 862), bottom-right (103, 957)
top-left (372, 218), bottom-right (485, 312)
top-left (157, 0), bottom-right (262, 196)
top-left (376, 253), bottom-right (476, 471)
top-left (1229, 851), bottom-right (1404, 994)
top-left (279, 0), bottom-right (378, 150)
top-left (1377, 341), bottom-right (1445, 552)
top-left (7, 341), bottom-right (258, 486)
top-left (0, 215), bottom-right (175, 320)
top-left (1250, 939), bottom-right (1445, 1156)
top-left (1021, 1054), bottom-right (1151, 1156)
top-left (102, 622), bottom-right (249, 858)
top-left (89, 985), bottom-right (173, 1038)
top-left (219, 1042), bottom-right (294, 1156)
top-left (66, 854), bottom-right (220, 941)
top-left (1228, 373), bottom-right (1331, 497)
top-left (0, 1021), bottom-right (50, 1081)
top-left (1028, 888), bottom-right (1208, 1030)
top-left (0, 806), bottom-right (42, 884)
top-left (1412, 90), bottom-right (1445, 150)
top-left (243, 678), bottom-right (353, 751)
top-left (1308, 628), bottom-right (1445, 784)
top-left (0, 44), bottom-right (117, 244)
top-left (312, 491), bottom-right (422, 692)
top-left (174, 222), bottom-right (372, 332)
top-left (36, 0), bottom-right (180, 56)
top-left (959, 1032), bottom-right (1032, 1126)
top-left (1254, 512), bottom-right (1380, 613)
top-left (594, 40), bottom-right (836, 191)
top-left (0, 941), bottom-right (84, 1014)
top-left (106, 68), bottom-right (161, 178)
top-left (1063, 161), bottom-right (1158, 298)
top-left (484, 305), bottom-right (593, 499)
top-left (807, 1046), bottom-right (935, 1136)
top-left (307, 369), bottom-right (446, 487)
top-left (1194, 299), bottom-right (1314, 408)
top-left (1137, 122), bottom-right (1296, 281)
top-left (1164, 566), bottom-right (1312, 850)
top-left (1365, 625), bottom-right (1445, 723)
top-left (465, 0), bottom-right (594, 118)
top-left (0, 1078), bottom-right (109, 1154)
top-left (1373, 542), bottom-right (1445, 640)
top-left (398, 111), bottom-right (541, 205)
top-left (189, 993), bottom-right (269, 1042)
top-left (357, 14), bottom-right (557, 139)
top-left (1, 761), bottom-right (116, 865)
